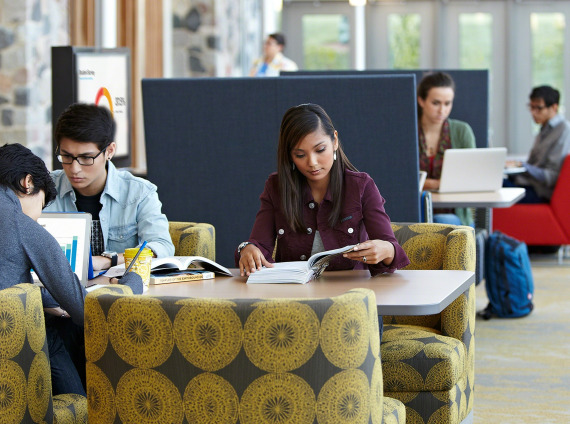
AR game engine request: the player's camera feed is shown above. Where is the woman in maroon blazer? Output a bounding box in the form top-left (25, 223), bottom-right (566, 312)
top-left (236, 103), bottom-right (409, 277)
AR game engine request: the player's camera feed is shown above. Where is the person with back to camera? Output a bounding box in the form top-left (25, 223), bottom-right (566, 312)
top-left (417, 72), bottom-right (476, 226)
top-left (249, 33), bottom-right (299, 77)
top-left (235, 103), bottom-right (410, 284)
top-left (45, 103), bottom-right (174, 271)
top-left (0, 143), bottom-right (143, 396)
top-left (504, 85), bottom-right (570, 203)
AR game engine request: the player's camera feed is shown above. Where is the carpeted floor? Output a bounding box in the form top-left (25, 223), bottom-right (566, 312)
top-left (473, 255), bottom-right (570, 423)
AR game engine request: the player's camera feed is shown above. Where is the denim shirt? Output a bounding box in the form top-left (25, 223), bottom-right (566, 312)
top-left (236, 169), bottom-right (410, 276)
top-left (45, 161), bottom-right (174, 257)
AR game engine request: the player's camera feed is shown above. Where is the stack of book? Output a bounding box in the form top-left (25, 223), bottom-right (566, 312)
top-left (149, 256), bottom-right (232, 285)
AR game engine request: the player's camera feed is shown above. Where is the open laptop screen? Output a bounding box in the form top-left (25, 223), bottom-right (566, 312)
top-left (36, 212), bottom-right (92, 286)
top-left (438, 147), bottom-right (507, 193)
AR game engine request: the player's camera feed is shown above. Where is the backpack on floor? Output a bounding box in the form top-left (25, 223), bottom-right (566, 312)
top-left (480, 231), bottom-right (534, 319)
top-left (475, 228), bottom-right (488, 286)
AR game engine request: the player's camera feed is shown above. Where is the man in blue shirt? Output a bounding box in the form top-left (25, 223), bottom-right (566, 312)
top-left (505, 85), bottom-right (570, 203)
top-left (45, 103), bottom-right (174, 269)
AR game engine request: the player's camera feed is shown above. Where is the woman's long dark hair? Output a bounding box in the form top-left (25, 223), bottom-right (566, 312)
top-left (277, 104), bottom-right (357, 232)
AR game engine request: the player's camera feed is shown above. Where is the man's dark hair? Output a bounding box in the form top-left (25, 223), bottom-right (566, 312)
top-left (269, 33), bottom-right (286, 48)
top-left (0, 143), bottom-right (57, 205)
top-left (530, 85), bottom-right (560, 107)
top-left (54, 103), bottom-right (116, 150)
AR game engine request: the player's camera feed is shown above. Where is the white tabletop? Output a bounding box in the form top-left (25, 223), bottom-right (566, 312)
top-left (143, 269), bottom-right (475, 316)
top-left (430, 187), bottom-right (525, 208)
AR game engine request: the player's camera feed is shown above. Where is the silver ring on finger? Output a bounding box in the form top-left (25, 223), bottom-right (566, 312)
top-left (362, 256), bottom-right (367, 263)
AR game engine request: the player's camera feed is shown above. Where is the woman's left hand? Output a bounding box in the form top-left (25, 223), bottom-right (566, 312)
top-left (343, 240), bottom-right (395, 266)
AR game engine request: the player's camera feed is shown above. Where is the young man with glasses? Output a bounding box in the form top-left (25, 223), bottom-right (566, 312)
top-left (505, 85), bottom-right (570, 203)
top-left (45, 103), bottom-right (174, 270)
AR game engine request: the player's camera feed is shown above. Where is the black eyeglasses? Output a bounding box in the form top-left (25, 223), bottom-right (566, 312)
top-left (527, 103), bottom-right (547, 112)
top-left (57, 147), bottom-right (107, 166)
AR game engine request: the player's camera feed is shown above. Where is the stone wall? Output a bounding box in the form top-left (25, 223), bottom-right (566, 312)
top-left (0, 0), bottom-right (69, 168)
top-left (172, 0), bottom-right (262, 77)
top-left (0, 0), bottom-right (263, 165)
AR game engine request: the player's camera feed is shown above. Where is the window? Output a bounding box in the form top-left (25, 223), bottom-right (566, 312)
top-left (531, 13), bottom-right (565, 92)
top-left (459, 13), bottom-right (493, 70)
top-left (388, 14), bottom-right (421, 69)
top-left (302, 15), bottom-right (351, 70)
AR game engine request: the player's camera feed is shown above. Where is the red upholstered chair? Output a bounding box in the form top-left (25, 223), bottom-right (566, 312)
top-left (493, 155), bottom-right (570, 247)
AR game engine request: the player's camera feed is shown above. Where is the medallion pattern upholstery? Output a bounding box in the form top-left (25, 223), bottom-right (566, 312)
top-left (384, 223), bottom-right (476, 424)
top-left (0, 283), bottom-right (87, 424)
top-left (85, 287), bottom-right (405, 424)
top-left (168, 221), bottom-right (216, 260)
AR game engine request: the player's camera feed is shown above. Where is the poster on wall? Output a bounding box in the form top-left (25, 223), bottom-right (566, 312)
top-left (75, 53), bottom-right (130, 157)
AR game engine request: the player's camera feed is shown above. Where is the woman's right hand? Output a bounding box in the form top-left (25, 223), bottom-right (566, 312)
top-left (505, 160), bottom-right (523, 168)
top-left (423, 178), bottom-right (440, 190)
top-left (239, 244), bottom-right (273, 276)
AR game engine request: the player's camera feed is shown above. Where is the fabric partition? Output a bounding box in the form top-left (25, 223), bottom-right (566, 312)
top-left (282, 70), bottom-right (489, 148)
top-left (143, 76), bottom-right (419, 266)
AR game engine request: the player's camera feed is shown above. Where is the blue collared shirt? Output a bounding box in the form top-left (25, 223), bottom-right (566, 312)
top-left (45, 161), bottom-right (174, 257)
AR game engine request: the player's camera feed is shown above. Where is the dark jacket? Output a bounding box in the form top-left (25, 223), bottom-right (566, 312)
top-left (236, 169), bottom-right (409, 275)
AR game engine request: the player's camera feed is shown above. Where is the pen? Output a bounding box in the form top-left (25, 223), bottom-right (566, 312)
top-left (122, 241), bottom-right (148, 278)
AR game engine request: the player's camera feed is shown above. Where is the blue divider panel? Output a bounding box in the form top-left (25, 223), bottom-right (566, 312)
top-left (143, 75), bottom-right (419, 266)
top-left (282, 70), bottom-right (489, 148)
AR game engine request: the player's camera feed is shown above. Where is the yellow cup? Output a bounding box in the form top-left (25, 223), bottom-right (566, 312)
top-left (123, 247), bottom-right (153, 287)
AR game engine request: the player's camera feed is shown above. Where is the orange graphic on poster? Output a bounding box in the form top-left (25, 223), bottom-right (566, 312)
top-left (95, 87), bottom-right (114, 115)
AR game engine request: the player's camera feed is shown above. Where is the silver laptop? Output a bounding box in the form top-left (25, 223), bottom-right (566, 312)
top-left (36, 212), bottom-right (92, 286)
top-left (438, 147), bottom-right (507, 193)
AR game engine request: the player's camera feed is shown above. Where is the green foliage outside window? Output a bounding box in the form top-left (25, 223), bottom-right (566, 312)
top-left (459, 13), bottom-right (493, 70)
top-left (303, 15), bottom-right (350, 70)
top-left (388, 14), bottom-right (420, 69)
top-left (531, 13), bottom-right (565, 94)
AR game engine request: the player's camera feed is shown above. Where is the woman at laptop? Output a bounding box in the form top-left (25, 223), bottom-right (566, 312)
top-left (417, 72), bottom-right (476, 226)
top-left (0, 143), bottom-right (143, 396)
top-left (234, 103), bottom-right (409, 277)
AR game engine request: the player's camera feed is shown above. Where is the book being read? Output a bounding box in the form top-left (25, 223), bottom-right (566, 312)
top-left (104, 256), bottom-right (232, 278)
top-left (246, 244), bottom-right (356, 284)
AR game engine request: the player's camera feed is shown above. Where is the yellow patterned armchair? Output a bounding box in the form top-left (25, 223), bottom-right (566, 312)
top-left (383, 223), bottom-right (476, 424)
top-left (168, 221), bottom-right (215, 260)
top-left (0, 283), bottom-right (87, 423)
top-left (85, 287), bottom-right (405, 424)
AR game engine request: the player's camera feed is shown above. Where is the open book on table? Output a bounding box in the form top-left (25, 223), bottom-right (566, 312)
top-left (104, 256), bottom-right (232, 278)
top-left (247, 244), bottom-right (356, 284)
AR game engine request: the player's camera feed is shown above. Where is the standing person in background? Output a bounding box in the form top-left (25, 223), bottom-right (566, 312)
top-left (504, 85), bottom-right (570, 203)
top-left (417, 72), bottom-right (476, 226)
top-left (249, 33), bottom-right (298, 77)
top-left (45, 103), bottom-right (174, 271)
